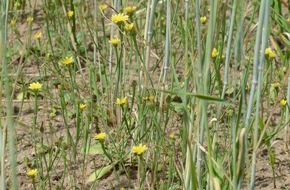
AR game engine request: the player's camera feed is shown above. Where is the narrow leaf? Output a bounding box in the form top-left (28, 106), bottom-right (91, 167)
top-left (87, 164), bottom-right (114, 182)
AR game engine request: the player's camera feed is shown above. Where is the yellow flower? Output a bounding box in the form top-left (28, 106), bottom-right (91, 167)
top-left (99, 4), bottom-right (108, 12)
top-left (265, 47), bottom-right (276, 58)
top-left (116, 97), bottom-right (128, 106)
top-left (169, 133), bottom-right (175, 140)
top-left (132, 144), bottom-right (148, 155)
top-left (27, 16), bottom-right (33, 24)
top-left (79, 103), bottom-right (86, 110)
top-left (10, 19), bottom-right (17, 27)
top-left (111, 13), bottom-right (129, 24)
top-left (200, 16), bottom-right (207, 24)
top-left (124, 6), bottom-right (136, 15)
top-left (14, 2), bottom-right (21, 8)
top-left (280, 99), bottom-right (287, 106)
top-left (148, 95), bottom-right (154, 102)
top-left (271, 82), bottom-right (280, 88)
top-left (68, 10), bottom-right (74, 18)
top-left (143, 95), bottom-right (154, 102)
top-left (124, 23), bottom-right (134, 31)
top-left (29, 82), bottom-right (42, 92)
top-left (109, 38), bottom-right (121, 46)
top-left (268, 52), bottom-right (276, 58)
top-left (34, 32), bottom-right (42, 39)
top-left (27, 169), bottom-right (38, 178)
top-left (212, 48), bottom-right (219, 58)
top-left (95, 132), bottom-right (106, 143)
top-left (61, 56), bottom-right (74, 65)
top-left (57, 84), bottom-right (62, 91)
top-left (283, 66), bottom-right (287, 73)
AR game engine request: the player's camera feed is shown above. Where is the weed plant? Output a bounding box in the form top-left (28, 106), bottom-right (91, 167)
top-left (1, 0), bottom-right (290, 189)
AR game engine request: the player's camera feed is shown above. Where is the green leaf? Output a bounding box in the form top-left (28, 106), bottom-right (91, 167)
top-left (212, 156), bottom-right (224, 180)
top-left (170, 102), bottom-right (184, 113)
top-left (81, 143), bottom-right (104, 155)
top-left (168, 184), bottom-right (181, 190)
top-left (269, 86), bottom-right (275, 101)
top-left (188, 143), bottom-right (198, 190)
top-left (16, 91), bottom-right (25, 100)
top-left (87, 164), bottom-right (114, 182)
top-left (49, 108), bottom-right (57, 118)
top-left (225, 87), bottom-right (235, 95)
top-left (154, 89), bottom-right (230, 104)
top-left (192, 94), bottom-right (227, 103)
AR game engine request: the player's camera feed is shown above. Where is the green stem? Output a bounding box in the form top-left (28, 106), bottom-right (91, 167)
top-left (32, 178), bottom-right (37, 190)
top-left (138, 156), bottom-right (144, 190)
top-left (1, 0), bottom-right (18, 189)
top-left (101, 142), bottom-right (113, 163)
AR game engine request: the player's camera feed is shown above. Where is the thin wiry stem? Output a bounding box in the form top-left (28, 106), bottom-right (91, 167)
top-left (232, 1), bottom-right (245, 188)
top-left (195, 0), bottom-right (203, 85)
top-left (200, 0), bottom-right (218, 188)
top-left (234, 0), bottom-right (245, 111)
top-left (158, 0), bottom-right (171, 113)
top-left (1, 0), bottom-right (18, 189)
top-left (193, 0), bottom-right (203, 186)
top-left (285, 76), bottom-right (290, 143)
top-left (144, 0), bottom-right (157, 91)
top-left (184, 0), bottom-right (196, 189)
top-left (250, 2), bottom-right (271, 188)
top-left (162, 0), bottom-right (171, 84)
top-left (221, 0), bottom-right (237, 99)
top-left (244, 0), bottom-right (267, 130)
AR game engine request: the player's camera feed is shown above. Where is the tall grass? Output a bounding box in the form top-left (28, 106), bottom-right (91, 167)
top-left (1, 0), bottom-right (290, 189)
top-left (1, 0), bottom-right (19, 189)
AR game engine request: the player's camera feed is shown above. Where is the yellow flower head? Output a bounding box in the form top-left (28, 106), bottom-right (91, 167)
top-left (61, 56), bottom-right (74, 66)
top-left (124, 6), bottom-right (136, 15)
top-left (34, 32), bottom-right (42, 40)
top-left (132, 144), bottom-right (148, 155)
top-left (265, 47), bottom-right (276, 58)
top-left (280, 99), bottom-right (287, 106)
top-left (27, 16), bottom-right (33, 24)
top-left (169, 133), bottom-right (175, 140)
top-left (271, 82), bottom-right (280, 88)
top-left (57, 84), bottom-right (62, 91)
top-left (109, 38), bottom-right (121, 46)
top-left (27, 169), bottom-right (38, 178)
top-left (116, 97), bottom-right (128, 106)
top-left (125, 23), bottom-right (134, 32)
top-left (111, 13), bottom-right (128, 24)
top-left (68, 10), bottom-right (74, 18)
top-left (143, 95), bottom-right (154, 102)
top-left (148, 95), bottom-right (154, 102)
top-left (29, 82), bottom-right (42, 92)
top-left (200, 16), bottom-right (207, 24)
top-left (79, 103), bottom-right (86, 110)
top-left (212, 48), bottom-right (219, 58)
top-left (95, 132), bottom-right (106, 143)
top-left (10, 19), bottom-right (17, 27)
top-left (14, 2), bottom-right (21, 8)
top-left (99, 4), bottom-right (108, 12)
